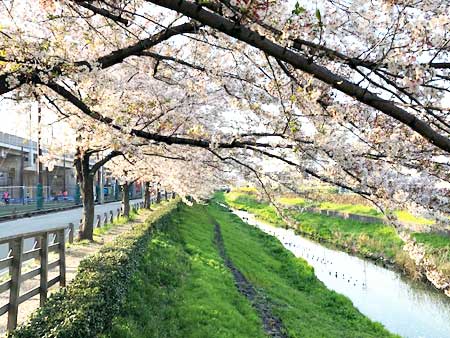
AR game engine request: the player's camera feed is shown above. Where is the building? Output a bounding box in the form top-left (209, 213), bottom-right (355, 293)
top-left (0, 131), bottom-right (76, 202)
top-left (0, 131), bottom-right (143, 204)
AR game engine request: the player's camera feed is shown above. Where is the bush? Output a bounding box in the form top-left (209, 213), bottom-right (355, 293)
top-left (9, 201), bottom-right (179, 338)
top-left (395, 250), bottom-right (421, 280)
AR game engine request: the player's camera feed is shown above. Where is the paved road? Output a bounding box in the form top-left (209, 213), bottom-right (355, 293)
top-left (0, 199), bottom-right (143, 258)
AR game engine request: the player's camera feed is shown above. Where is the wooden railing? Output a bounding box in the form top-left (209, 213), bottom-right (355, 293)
top-left (0, 195), bottom-right (173, 331)
top-left (0, 225), bottom-right (68, 331)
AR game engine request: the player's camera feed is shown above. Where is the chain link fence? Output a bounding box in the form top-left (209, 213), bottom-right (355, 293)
top-left (0, 183), bottom-right (143, 217)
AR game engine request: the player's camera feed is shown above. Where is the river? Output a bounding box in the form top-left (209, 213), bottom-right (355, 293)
top-left (232, 208), bottom-right (450, 338)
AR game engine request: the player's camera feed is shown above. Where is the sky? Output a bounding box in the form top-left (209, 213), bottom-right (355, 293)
top-left (0, 97), bottom-right (74, 148)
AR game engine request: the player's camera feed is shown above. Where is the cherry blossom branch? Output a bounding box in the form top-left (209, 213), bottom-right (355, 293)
top-left (143, 0), bottom-right (450, 153)
top-left (0, 22), bottom-right (200, 95)
top-left (91, 150), bottom-right (124, 174)
top-left (292, 38), bottom-right (450, 71)
top-left (207, 148), bottom-right (287, 220)
top-left (245, 145), bottom-right (371, 197)
top-left (43, 81), bottom-right (301, 151)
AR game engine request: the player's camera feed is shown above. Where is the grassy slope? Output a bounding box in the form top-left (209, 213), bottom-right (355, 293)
top-left (223, 192), bottom-right (403, 261)
top-left (105, 203), bottom-right (266, 338)
top-left (209, 202), bottom-right (397, 338)
top-left (278, 196), bottom-right (382, 217)
top-left (107, 202), bottom-right (397, 338)
top-left (226, 191), bottom-right (450, 272)
top-left (277, 194), bottom-right (433, 225)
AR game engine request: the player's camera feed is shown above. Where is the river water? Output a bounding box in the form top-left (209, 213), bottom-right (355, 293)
top-left (232, 209), bottom-right (450, 338)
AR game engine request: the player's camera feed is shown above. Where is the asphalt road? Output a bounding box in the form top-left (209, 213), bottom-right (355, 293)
top-left (0, 199), bottom-right (143, 258)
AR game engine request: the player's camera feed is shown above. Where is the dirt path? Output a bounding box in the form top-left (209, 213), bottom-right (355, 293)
top-left (213, 222), bottom-right (287, 338)
top-left (0, 211), bottom-right (148, 336)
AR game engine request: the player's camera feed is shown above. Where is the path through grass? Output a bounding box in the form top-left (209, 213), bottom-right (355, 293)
top-left (104, 202), bottom-right (397, 338)
top-left (209, 202), bottom-right (397, 338)
top-left (104, 203), bottom-right (266, 338)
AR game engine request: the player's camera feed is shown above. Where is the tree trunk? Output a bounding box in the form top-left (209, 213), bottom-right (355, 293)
top-left (75, 150), bottom-right (95, 241)
top-left (80, 175), bottom-right (95, 240)
top-left (144, 182), bottom-right (151, 209)
top-left (121, 183), bottom-right (130, 217)
top-left (74, 147), bottom-right (122, 241)
top-left (156, 187), bottom-right (161, 203)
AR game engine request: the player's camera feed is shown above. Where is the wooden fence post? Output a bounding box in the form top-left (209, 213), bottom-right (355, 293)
top-left (109, 210), bottom-right (114, 223)
top-left (7, 237), bottom-right (23, 331)
top-left (95, 215), bottom-right (101, 228)
top-left (104, 212), bottom-right (108, 225)
top-left (40, 232), bottom-right (48, 306)
top-left (58, 229), bottom-right (66, 287)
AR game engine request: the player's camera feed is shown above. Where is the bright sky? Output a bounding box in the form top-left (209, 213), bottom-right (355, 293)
top-left (0, 97), bottom-right (74, 148)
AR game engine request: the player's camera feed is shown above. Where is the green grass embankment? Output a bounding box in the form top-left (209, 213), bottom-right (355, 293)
top-left (222, 191), bottom-right (403, 262)
top-left (105, 203), bottom-right (266, 338)
top-left (236, 187), bottom-right (433, 225)
top-left (277, 194), bottom-right (433, 225)
top-left (223, 190), bottom-right (450, 279)
top-left (209, 201), bottom-right (398, 337)
top-left (10, 201), bottom-right (178, 338)
top-left (106, 202), bottom-right (397, 338)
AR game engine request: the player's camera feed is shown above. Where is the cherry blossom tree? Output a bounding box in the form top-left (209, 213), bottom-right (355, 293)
top-left (0, 0), bottom-right (449, 229)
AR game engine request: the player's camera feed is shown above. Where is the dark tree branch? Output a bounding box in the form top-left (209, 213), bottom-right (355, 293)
top-left (91, 150), bottom-right (123, 174)
top-left (76, 1), bottom-right (129, 25)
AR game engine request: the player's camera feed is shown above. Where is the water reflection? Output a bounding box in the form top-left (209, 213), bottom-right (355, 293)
top-left (233, 209), bottom-right (450, 338)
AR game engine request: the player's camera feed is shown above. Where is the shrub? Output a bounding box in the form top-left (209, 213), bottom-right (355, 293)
top-left (395, 250), bottom-right (421, 280)
top-left (9, 201), bottom-right (179, 338)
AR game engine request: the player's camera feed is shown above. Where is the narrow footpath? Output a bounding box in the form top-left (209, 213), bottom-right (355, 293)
top-left (213, 222), bottom-right (287, 338)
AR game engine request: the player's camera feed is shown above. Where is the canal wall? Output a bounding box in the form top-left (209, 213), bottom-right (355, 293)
top-left (401, 233), bottom-right (450, 297)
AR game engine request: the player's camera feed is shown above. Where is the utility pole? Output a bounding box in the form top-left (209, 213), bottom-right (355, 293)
top-left (99, 163), bottom-right (104, 204)
top-left (63, 153), bottom-right (66, 193)
top-left (20, 146), bottom-right (24, 205)
top-left (36, 99), bottom-right (43, 210)
top-left (46, 167), bottom-right (50, 199)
